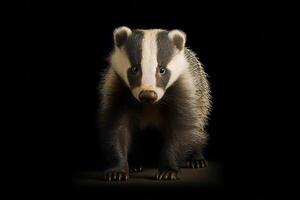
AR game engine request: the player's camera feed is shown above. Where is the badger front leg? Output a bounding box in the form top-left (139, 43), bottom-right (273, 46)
top-left (101, 115), bottom-right (131, 181)
top-left (184, 147), bottom-right (208, 168)
top-left (156, 140), bottom-right (182, 180)
top-left (155, 127), bottom-right (192, 180)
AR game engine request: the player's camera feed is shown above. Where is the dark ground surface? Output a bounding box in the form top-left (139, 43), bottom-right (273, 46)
top-left (72, 162), bottom-right (223, 199)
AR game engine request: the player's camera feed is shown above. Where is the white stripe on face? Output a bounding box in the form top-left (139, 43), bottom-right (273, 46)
top-left (110, 47), bottom-right (131, 86)
top-left (140, 30), bottom-right (159, 87)
top-left (166, 49), bottom-right (189, 88)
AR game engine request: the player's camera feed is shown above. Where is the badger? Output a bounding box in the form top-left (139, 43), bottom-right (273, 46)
top-left (98, 26), bottom-right (211, 181)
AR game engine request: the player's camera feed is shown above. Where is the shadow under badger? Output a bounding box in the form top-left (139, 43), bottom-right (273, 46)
top-left (99, 27), bottom-right (211, 181)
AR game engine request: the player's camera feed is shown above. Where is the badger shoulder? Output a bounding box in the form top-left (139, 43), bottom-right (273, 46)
top-left (162, 48), bottom-right (211, 130)
top-left (184, 48), bottom-right (212, 124)
top-left (98, 67), bottom-right (132, 115)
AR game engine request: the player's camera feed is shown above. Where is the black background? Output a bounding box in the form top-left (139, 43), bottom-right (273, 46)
top-left (9, 0), bottom-right (297, 199)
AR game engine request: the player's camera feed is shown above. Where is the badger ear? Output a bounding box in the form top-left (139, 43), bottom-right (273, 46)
top-left (113, 26), bottom-right (132, 48)
top-left (168, 30), bottom-right (186, 51)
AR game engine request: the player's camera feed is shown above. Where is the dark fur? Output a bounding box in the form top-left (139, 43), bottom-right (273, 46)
top-left (156, 31), bottom-right (175, 67)
top-left (172, 34), bottom-right (184, 50)
top-left (156, 66), bottom-right (171, 89)
top-left (124, 30), bottom-right (144, 66)
top-left (99, 72), bottom-right (207, 180)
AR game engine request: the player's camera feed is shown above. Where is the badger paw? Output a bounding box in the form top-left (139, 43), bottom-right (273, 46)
top-left (155, 170), bottom-right (179, 180)
top-left (129, 165), bottom-right (143, 173)
top-left (185, 160), bottom-right (208, 168)
top-left (104, 169), bottom-right (129, 181)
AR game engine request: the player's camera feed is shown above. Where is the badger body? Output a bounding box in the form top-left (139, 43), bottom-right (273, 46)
top-left (99, 27), bottom-right (211, 181)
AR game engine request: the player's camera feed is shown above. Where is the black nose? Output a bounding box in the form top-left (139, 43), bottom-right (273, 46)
top-left (139, 90), bottom-right (158, 104)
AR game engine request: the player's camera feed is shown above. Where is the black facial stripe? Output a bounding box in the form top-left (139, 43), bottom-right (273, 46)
top-left (124, 30), bottom-right (144, 89)
top-left (124, 30), bottom-right (144, 66)
top-left (156, 31), bottom-right (174, 89)
top-left (127, 64), bottom-right (142, 89)
top-left (156, 31), bottom-right (175, 68)
top-left (156, 67), bottom-right (171, 89)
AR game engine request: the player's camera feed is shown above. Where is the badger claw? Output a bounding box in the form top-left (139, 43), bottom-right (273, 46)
top-left (185, 160), bottom-right (208, 168)
top-left (104, 170), bottom-right (129, 181)
top-left (155, 170), bottom-right (179, 180)
top-left (129, 166), bottom-right (143, 173)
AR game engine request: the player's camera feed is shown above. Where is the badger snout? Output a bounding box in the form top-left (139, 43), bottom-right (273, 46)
top-left (139, 90), bottom-right (158, 104)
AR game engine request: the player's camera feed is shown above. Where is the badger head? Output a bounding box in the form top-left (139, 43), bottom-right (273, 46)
top-left (109, 26), bottom-right (189, 104)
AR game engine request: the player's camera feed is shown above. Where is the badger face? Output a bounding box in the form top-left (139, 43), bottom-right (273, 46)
top-left (109, 26), bottom-right (189, 104)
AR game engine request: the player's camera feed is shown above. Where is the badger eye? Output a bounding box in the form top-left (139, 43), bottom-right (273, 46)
top-left (159, 66), bottom-right (166, 75)
top-left (131, 66), bottom-right (139, 74)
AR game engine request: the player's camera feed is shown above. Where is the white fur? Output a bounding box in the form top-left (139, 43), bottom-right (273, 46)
top-left (141, 30), bottom-right (158, 87)
top-left (110, 26), bottom-right (133, 86)
top-left (166, 49), bottom-right (190, 88)
top-left (110, 47), bottom-right (131, 86)
top-left (165, 29), bottom-right (189, 88)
